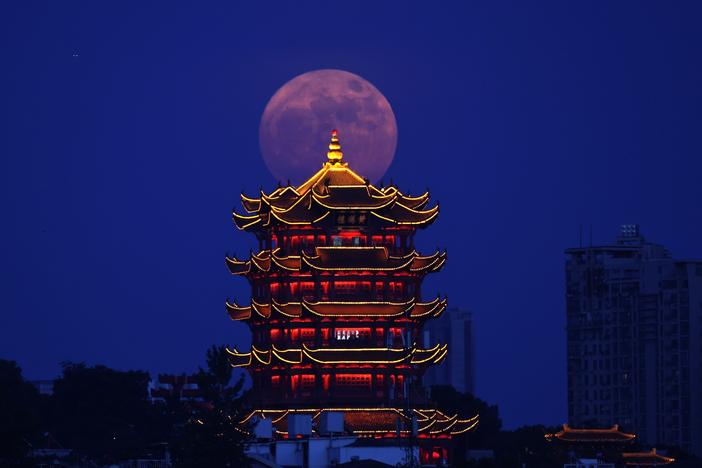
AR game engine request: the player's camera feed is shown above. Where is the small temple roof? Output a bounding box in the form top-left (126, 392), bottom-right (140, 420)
top-left (226, 297), bottom-right (447, 321)
top-left (233, 131), bottom-right (438, 231)
top-left (240, 407), bottom-right (479, 438)
top-left (545, 424), bottom-right (636, 443)
top-left (226, 343), bottom-right (448, 367)
top-left (225, 247), bottom-right (446, 276)
top-left (622, 448), bottom-right (675, 466)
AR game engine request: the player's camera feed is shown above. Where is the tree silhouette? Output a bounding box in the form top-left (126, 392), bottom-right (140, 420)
top-left (49, 362), bottom-right (159, 462)
top-left (172, 345), bottom-right (251, 467)
top-left (0, 359), bottom-right (41, 465)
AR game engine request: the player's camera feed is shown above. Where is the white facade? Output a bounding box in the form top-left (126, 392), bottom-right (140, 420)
top-left (247, 437), bottom-right (418, 468)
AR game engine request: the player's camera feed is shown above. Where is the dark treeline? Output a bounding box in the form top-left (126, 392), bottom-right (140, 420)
top-left (0, 346), bottom-right (250, 467)
top-left (429, 385), bottom-right (561, 467)
top-left (430, 385), bottom-right (699, 468)
top-left (3, 354), bottom-right (697, 467)
top-left (0, 355), bottom-right (555, 468)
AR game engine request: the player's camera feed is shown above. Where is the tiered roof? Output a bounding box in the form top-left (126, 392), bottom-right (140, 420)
top-left (622, 448), bottom-right (674, 466)
top-left (233, 130), bottom-right (439, 230)
top-left (226, 297), bottom-right (447, 321)
top-left (226, 343), bottom-right (448, 367)
top-left (241, 408), bottom-right (479, 438)
top-left (226, 247), bottom-right (446, 276)
top-left (545, 424), bottom-right (636, 443)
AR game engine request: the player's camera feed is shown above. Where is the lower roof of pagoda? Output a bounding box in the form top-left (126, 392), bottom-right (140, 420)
top-left (225, 246), bottom-right (446, 276)
top-left (226, 343), bottom-right (448, 368)
top-left (225, 297), bottom-right (447, 321)
top-left (240, 408), bottom-right (478, 438)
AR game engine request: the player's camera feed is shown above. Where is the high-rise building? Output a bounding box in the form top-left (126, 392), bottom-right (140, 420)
top-left (225, 131), bottom-right (477, 466)
top-left (565, 225), bottom-right (702, 455)
top-left (422, 308), bottom-right (475, 395)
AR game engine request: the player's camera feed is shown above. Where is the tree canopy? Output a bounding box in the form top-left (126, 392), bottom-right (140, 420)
top-left (49, 362), bottom-right (159, 461)
top-left (0, 359), bottom-right (42, 465)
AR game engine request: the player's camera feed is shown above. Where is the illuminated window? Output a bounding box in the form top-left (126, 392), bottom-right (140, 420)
top-left (334, 327), bottom-right (371, 341)
top-left (335, 374), bottom-right (371, 390)
top-left (332, 236), bottom-right (342, 246)
top-left (271, 375), bottom-right (281, 389)
top-left (299, 328), bottom-right (315, 342)
top-left (301, 374), bottom-right (315, 390)
top-left (374, 328), bottom-right (385, 344)
top-left (374, 282), bottom-right (384, 300)
top-left (334, 281), bottom-right (371, 298)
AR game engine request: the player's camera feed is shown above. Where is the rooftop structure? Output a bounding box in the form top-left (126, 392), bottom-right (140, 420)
top-left (545, 424), bottom-right (636, 444)
top-left (149, 374), bottom-right (204, 403)
top-left (546, 424), bottom-right (675, 467)
top-left (621, 448), bottom-right (674, 466)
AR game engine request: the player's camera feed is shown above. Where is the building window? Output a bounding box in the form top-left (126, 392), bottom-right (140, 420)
top-left (271, 375), bottom-right (281, 389)
top-left (334, 328), bottom-right (371, 341)
top-left (335, 374), bottom-right (371, 391)
top-left (301, 374), bottom-right (315, 391)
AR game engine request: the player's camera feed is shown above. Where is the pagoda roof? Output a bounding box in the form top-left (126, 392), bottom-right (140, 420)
top-left (233, 131), bottom-right (438, 231)
top-left (226, 297), bottom-right (447, 321)
top-left (622, 449), bottom-right (674, 465)
top-left (226, 343), bottom-right (448, 367)
top-left (225, 247), bottom-right (446, 276)
top-left (240, 407), bottom-right (478, 438)
top-left (545, 424), bottom-right (636, 443)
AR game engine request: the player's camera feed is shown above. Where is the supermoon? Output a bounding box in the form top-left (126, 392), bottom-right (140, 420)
top-left (259, 69), bottom-right (398, 184)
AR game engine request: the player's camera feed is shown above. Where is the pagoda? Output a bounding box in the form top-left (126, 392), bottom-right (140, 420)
top-left (225, 130), bottom-right (477, 443)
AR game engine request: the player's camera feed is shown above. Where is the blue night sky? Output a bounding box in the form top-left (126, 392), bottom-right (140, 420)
top-left (2, 2), bottom-right (701, 428)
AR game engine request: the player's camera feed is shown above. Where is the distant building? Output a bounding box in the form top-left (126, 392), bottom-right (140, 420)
top-left (545, 424), bottom-right (674, 467)
top-left (149, 374), bottom-right (204, 403)
top-left (565, 225), bottom-right (702, 455)
top-left (546, 424), bottom-right (634, 467)
top-left (30, 379), bottom-right (54, 396)
top-left (422, 308), bottom-right (475, 394)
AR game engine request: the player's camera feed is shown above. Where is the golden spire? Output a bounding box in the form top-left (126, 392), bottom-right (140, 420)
top-left (326, 129), bottom-right (343, 163)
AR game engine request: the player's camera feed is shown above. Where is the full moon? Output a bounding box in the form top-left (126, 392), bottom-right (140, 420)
top-left (259, 69), bottom-right (398, 184)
